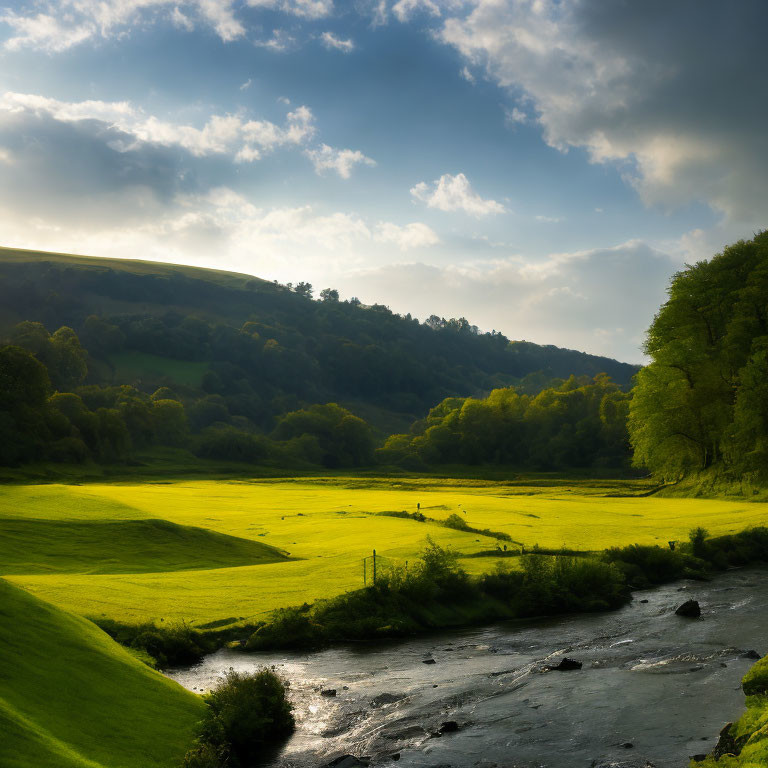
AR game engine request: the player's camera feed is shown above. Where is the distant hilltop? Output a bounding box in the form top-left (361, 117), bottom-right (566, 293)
top-left (0, 246), bottom-right (639, 432)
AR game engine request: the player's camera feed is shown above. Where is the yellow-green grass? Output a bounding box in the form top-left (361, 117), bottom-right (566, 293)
top-left (0, 517), bottom-right (290, 575)
top-left (0, 579), bottom-right (203, 768)
top-left (1, 478), bottom-right (763, 626)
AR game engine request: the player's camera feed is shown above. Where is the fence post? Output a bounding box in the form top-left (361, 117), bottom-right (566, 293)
top-left (372, 549), bottom-right (377, 584)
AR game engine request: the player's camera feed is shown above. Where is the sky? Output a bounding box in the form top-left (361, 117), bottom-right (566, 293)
top-left (1, 1), bottom-right (766, 364)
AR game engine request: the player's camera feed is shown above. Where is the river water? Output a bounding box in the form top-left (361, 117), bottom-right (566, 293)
top-left (167, 569), bottom-right (768, 768)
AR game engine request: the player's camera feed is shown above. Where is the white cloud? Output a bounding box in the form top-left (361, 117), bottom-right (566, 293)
top-left (0, 0), bottom-right (332, 51)
top-left (171, 6), bottom-right (194, 31)
top-left (0, 10), bottom-right (94, 52)
top-left (239, 79), bottom-right (252, 91)
top-left (371, 0), bottom-right (388, 26)
top-left (305, 144), bottom-right (376, 178)
top-left (505, 107), bottom-right (527, 125)
top-left (245, 0), bottom-right (333, 19)
top-left (460, 66), bottom-right (475, 83)
top-left (253, 29), bottom-right (296, 51)
top-left (534, 214), bottom-right (561, 223)
top-left (338, 240), bottom-right (678, 362)
top-left (411, 172), bottom-right (505, 217)
top-left (320, 31), bottom-right (355, 52)
top-left (392, 0), bottom-right (442, 22)
top-left (194, 0), bottom-right (245, 41)
top-left (374, 221), bottom-right (439, 250)
top-left (435, 0), bottom-right (768, 223)
top-left (0, 91), bottom-right (316, 162)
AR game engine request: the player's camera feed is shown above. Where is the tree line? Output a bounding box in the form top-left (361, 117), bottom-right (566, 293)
top-left (0, 323), bottom-right (374, 468)
top-left (0, 321), bottom-right (632, 471)
top-left (378, 374), bottom-right (631, 471)
top-left (0, 254), bottom-right (638, 435)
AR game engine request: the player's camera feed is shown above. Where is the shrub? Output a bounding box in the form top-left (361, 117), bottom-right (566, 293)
top-left (603, 544), bottom-right (688, 588)
top-left (187, 668), bottom-right (294, 768)
top-left (195, 426), bottom-right (269, 463)
top-left (95, 619), bottom-right (212, 668)
top-left (689, 526), bottom-right (709, 559)
top-left (245, 607), bottom-right (324, 651)
top-left (443, 513), bottom-right (470, 531)
top-left (742, 656), bottom-right (768, 696)
top-left (442, 512), bottom-right (512, 542)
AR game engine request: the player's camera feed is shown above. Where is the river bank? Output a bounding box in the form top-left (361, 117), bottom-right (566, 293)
top-left (167, 568), bottom-right (768, 768)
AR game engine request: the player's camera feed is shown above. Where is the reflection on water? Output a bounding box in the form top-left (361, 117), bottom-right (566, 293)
top-left (167, 568), bottom-right (768, 768)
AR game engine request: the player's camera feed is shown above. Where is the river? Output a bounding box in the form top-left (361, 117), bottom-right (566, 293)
top-left (167, 568), bottom-right (768, 768)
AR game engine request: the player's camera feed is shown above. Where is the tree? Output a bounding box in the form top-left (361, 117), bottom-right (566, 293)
top-left (0, 345), bottom-right (51, 464)
top-left (152, 399), bottom-right (189, 446)
top-left (273, 403), bottom-right (374, 467)
top-left (292, 282), bottom-right (313, 299)
top-left (628, 232), bottom-right (768, 482)
top-left (319, 288), bottom-right (339, 302)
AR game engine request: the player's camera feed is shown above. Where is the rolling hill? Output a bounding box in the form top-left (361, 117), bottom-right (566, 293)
top-left (0, 246), bottom-right (639, 433)
top-left (0, 579), bottom-right (203, 768)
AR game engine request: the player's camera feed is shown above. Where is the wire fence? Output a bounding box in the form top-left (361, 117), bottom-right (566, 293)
top-left (361, 550), bottom-right (411, 586)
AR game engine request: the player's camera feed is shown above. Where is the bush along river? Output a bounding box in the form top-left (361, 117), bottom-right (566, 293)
top-left (166, 568), bottom-right (768, 768)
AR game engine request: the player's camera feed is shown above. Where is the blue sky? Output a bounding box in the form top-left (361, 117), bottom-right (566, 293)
top-left (1, 1), bottom-right (765, 363)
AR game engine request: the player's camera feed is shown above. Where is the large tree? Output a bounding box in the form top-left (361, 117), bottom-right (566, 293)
top-left (629, 232), bottom-right (768, 482)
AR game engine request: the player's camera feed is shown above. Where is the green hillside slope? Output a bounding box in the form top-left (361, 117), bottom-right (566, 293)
top-left (0, 517), bottom-right (291, 574)
top-left (0, 579), bottom-right (203, 768)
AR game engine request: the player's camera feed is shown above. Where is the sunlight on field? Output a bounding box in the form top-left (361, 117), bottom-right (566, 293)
top-left (1, 478), bottom-right (763, 625)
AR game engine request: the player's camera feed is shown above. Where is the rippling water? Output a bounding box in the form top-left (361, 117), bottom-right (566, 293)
top-left (167, 568), bottom-right (768, 768)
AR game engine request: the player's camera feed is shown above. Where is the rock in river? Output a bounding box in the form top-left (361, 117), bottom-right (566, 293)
top-left (675, 599), bottom-right (701, 618)
top-left (551, 657), bottom-right (583, 671)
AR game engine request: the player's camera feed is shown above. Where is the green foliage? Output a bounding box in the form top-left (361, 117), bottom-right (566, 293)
top-left (273, 402), bottom-right (375, 467)
top-left (0, 248), bottom-right (638, 439)
top-left (248, 539), bottom-right (627, 650)
top-left (742, 657), bottom-right (768, 697)
top-left (690, 526), bottom-right (709, 559)
top-left (379, 374), bottom-right (632, 470)
top-left (195, 425), bottom-right (269, 463)
top-left (0, 345), bottom-right (52, 464)
top-left (97, 619), bottom-right (214, 669)
top-left (603, 544), bottom-right (690, 588)
top-left (629, 232), bottom-right (768, 483)
top-left (10, 322), bottom-right (88, 391)
top-left (185, 669), bottom-right (294, 768)
top-left (442, 512), bottom-right (513, 542)
top-left (376, 509), bottom-right (427, 522)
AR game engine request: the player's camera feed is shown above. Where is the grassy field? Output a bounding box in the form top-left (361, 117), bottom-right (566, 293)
top-left (1, 477), bottom-right (764, 627)
top-left (0, 579), bottom-right (203, 768)
top-left (106, 351), bottom-right (210, 389)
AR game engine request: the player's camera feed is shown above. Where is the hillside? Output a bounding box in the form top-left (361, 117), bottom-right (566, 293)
top-left (0, 517), bottom-right (292, 574)
top-left (0, 579), bottom-right (203, 768)
top-left (0, 247), bottom-right (639, 432)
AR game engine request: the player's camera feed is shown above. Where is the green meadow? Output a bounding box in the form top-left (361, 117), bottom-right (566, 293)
top-left (1, 477), bottom-right (762, 627)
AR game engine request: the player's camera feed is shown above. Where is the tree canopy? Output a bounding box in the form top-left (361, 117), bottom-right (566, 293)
top-left (629, 232), bottom-right (768, 482)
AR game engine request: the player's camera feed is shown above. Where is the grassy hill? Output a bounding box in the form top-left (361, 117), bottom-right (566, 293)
top-left (0, 517), bottom-right (291, 574)
top-left (0, 579), bottom-right (203, 768)
top-left (0, 246), bottom-right (639, 433)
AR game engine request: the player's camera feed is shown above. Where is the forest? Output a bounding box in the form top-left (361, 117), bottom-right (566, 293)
top-left (4, 233), bottom-right (768, 484)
